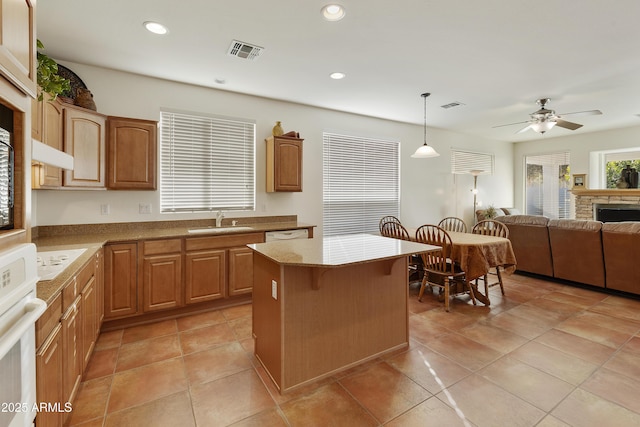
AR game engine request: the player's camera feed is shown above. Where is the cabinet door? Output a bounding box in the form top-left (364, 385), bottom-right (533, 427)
top-left (274, 138), bottom-right (302, 191)
top-left (228, 246), bottom-right (254, 296)
top-left (81, 275), bottom-right (97, 370)
top-left (0, 0), bottom-right (37, 97)
top-left (63, 106), bottom-right (107, 187)
top-left (107, 117), bottom-right (157, 189)
top-left (142, 253), bottom-right (182, 312)
top-left (104, 243), bottom-right (138, 319)
top-left (31, 94), bottom-right (64, 187)
top-left (185, 249), bottom-right (226, 304)
top-left (36, 324), bottom-right (63, 427)
top-left (61, 299), bottom-right (82, 410)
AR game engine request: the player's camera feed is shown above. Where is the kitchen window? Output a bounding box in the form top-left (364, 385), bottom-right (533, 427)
top-left (159, 110), bottom-right (255, 212)
top-left (524, 152), bottom-right (571, 219)
top-left (323, 132), bottom-right (400, 236)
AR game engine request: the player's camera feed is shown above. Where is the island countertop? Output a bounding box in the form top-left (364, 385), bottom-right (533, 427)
top-left (248, 233), bottom-right (439, 267)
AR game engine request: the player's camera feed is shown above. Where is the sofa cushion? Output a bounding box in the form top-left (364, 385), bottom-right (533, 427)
top-left (500, 207), bottom-right (522, 215)
top-left (548, 219), bottom-right (605, 287)
top-left (602, 222), bottom-right (640, 294)
top-left (497, 215), bottom-right (553, 276)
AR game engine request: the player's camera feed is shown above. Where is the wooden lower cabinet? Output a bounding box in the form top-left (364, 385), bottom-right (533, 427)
top-left (228, 246), bottom-right (255, 296)
top-left (104, 243), bottom-right (139, 319)
top-left (81, 275), bottom-right (97, 369)
top-left (61, 296), bottom-right (82, 422)
top-left (142, 239), bottom-right (182, 312)
top-left (185, 249), bottom-right (226, 303)
top-left (36, 324), bottom-right (63, 427)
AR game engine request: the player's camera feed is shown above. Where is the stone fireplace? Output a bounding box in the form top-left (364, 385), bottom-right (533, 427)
top-left (573, 189), bottom-right (640, 220)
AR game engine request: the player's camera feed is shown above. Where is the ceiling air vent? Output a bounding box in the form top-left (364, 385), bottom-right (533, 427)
top-left (441, 102), bottom-right (465, 109)
top-left (227, 40), bottom-right (264, 61)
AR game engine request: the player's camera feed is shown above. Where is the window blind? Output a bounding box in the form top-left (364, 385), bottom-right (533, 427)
top-left (160, 110), bottom-right (255, 213)
top-left (323, 132), bottom-right (399, 236)
top-left (451, 149), bottom-right (494, 175)
top-left (525, 152), bottom-right (571, 219)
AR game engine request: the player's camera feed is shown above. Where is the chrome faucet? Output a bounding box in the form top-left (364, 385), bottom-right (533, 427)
top-left (216, 210), bottom-right (225, 227)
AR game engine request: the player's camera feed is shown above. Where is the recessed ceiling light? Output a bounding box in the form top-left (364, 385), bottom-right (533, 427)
top-left (144, 21), bottom-right (168, 35)
top-left (330, 72), bottom-right (346, 80)
top-left (321, 4), bottom-right (346, 21)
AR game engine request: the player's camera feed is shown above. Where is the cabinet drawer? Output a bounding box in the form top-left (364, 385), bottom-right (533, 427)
top-left (185, 232), bottom-right (265, 251)
top-left (76, 258), bottom-right (96, 291)
top-left (143, 239), bottom-right (182, 255)
top-left (62, 278), bottom-right (79, 312)
top-left (36, 293), bottom-right (62, 349)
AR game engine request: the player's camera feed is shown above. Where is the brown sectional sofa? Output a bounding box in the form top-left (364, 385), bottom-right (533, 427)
top-left (497, 215), bottom-right (640, 296)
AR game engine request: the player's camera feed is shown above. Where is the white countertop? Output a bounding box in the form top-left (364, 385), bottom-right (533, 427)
top-left (248, 233), bottom-right (439, 267)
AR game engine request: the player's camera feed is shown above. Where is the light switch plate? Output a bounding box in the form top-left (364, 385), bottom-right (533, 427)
top-left (271, 280), bottom-right (277, 300)
top-left (139, 204), bottom-right (152, 214)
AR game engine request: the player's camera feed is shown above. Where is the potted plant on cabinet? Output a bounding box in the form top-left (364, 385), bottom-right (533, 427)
top-left (36, 39), bottom-right (70, 101)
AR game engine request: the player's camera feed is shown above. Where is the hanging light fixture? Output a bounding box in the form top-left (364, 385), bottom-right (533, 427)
top-left (530, 120), bottom-right (557, 134)
top-left (411, 92), bottom-right (440, 158)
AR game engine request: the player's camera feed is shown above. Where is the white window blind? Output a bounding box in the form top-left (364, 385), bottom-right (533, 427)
top-left (323, 132), bottom-right (399, 236)
top-left (525, 152), bottom-right (571, 219)
top-left (160, 110), bottom-right (255, 212)
top-left (451, 149), bottom-right (494, 175)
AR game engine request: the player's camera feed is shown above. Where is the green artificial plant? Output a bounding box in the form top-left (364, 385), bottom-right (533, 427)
top-left (36, 39), bottom-right (70, 101)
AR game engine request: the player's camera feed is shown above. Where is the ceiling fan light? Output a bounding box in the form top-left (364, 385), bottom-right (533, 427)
top-left (411, 143), bottom-right (440, 158)
top-left (531, 120), bottom-right (556, 134)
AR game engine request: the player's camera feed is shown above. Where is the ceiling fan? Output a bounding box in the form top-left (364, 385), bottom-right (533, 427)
top-left (493, 98), bottom-right (602, 134)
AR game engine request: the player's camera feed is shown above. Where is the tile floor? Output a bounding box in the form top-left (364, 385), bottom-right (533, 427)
top-left (67, 274), bottom-right (640, 427)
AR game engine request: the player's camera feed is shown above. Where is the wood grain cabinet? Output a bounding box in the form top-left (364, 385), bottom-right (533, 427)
top-left (104, 242), bottom-right (139, 319)
top-left (31, 93), bottom-right (64, 187)
top-left (142, 239), bottom-right (183, 312)
top-left (63, 105), bottom-right (107, 187)
top-left (107, 116), bottom-right (157, 189)
top-left (61, 295), bottom-right (82, 419)
top-left (0, 0), bottom-right (36, 97)
top-left (185, 239), bottom-right (226, 304)
top-left (36, 324), bottom-right (63, 427)
top-left (266, 135), bottom-right (303, 192)
top-left (228, 246), bottom-right (255, 296)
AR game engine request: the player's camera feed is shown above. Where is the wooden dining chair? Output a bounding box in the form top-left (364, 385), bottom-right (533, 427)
top-left (379, 215), bottom-right (401, 234)
top-left (472, 219), bottom-right (509, 295)
top-left (438, 217), bottom-right (467, 233)
top-left (414, 225), bottom-right (476, 311)
top-left (381, 222), bottom-right (423, 283)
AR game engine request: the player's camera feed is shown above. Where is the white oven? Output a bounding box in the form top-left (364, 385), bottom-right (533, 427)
top-left (0, 243), bottom-right (46, 427)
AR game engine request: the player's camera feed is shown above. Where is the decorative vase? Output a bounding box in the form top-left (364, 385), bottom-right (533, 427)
top-left (272, 121), bottom-right (284, 136)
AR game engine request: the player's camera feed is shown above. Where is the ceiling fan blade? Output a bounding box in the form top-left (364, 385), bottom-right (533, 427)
top-left (516, 124), bottom-right (533, 134)
top-left (558, 109), bottom-right (602, 117)
top-left (555, 119), bottom-right (583, 130)
top-left (492, 120), bottom-right (530, 129)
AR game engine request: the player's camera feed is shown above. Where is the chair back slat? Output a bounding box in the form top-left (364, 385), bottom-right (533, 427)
top-left (414, 225), bottom-right (454, 274)
top-left (379, 216), bottom-right (401, 233)
top-left (381, 222), bottom-right (411, 240)
top-left (438, 217), bottom-right (467, 233)
top-left (472, 220), bottom-right (509, 238)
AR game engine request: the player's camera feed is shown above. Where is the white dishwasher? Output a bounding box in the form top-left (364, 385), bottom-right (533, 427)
top-left (265, 229), bottom-right (309, 241)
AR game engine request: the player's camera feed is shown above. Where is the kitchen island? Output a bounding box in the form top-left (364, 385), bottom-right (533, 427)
top-left (249, 233), bottom-right (438, 393)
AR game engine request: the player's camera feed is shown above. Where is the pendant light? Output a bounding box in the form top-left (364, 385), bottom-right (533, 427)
top-left (411, 92), bottom-right (440, 158)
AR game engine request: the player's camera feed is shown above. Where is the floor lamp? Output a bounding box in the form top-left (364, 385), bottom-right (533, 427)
top-left (469, 170), bottom-right (484, 224)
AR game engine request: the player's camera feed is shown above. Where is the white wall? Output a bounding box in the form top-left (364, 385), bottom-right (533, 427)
top-left (33, 62), bottom-right (514, 233)
top-left (512, 125), bottom-right (640, 217)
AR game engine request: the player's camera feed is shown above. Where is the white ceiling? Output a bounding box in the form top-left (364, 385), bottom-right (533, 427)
top-left (36, 0), bottom-right (640, 142)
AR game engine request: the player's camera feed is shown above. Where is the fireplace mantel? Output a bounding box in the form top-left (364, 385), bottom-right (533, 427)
top-left (573, 188), bottom-right (640, 219)
top-left (571, 189), bottom-right (640, 196)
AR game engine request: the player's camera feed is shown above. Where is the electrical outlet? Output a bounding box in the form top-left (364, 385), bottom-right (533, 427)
top-left (271, 279), bottom-right (278, 300)
top-left (100, 204), bottom-right (110, 215)
top-left (139, 204), bottom-right (152, 214)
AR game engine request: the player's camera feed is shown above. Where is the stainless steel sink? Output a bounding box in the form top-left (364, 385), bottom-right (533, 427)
top-left (187, 226), bottom-right (254, 234)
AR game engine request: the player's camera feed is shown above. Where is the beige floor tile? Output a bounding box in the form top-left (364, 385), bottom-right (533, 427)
top-left (104, 391), bottom-right (195, 427)
top-left (556, 314), bottom-right (635, 348)
top-left (408, 314), bottom-right (452, 344)
top-left (425, 333), bottom-right (502, 371)
top-left (66, 376), bottom-right (112, 426)
top-left (552, 388), bottom-right (640, 427)
top-left (339, 361), bottom-right (430, 423)
top-left (228, 315), bottom-right (253, 340)
top-left (228, 407), bottom-right (289, 427)
top-left (183, 341), bottom-right (252, 385)
top-left (435, 374), bottom-right (545, 427)
top-left (93, 329), bottom-right (123, 351)
top-left (83, 347), bottom-right (118, 380)
top-left (534, 328), bottom-right (616, 365)
top-left (176, 309), bottom-right (226, 331)
top-left (191, 369), bottom-right (275, 426)
top-left (116, 334), bottom-right (182, 372)
top-left (385, 396), bottom-right (479, 427)
top-left (457, 322), bottom-right (529, 353)
top-left (582, 367), bottom-right (640, 413)
top-left (221, 303), bottom-right (252, 320)
top-left (479, 355), bottom-right (574, 412)
top-left (416, 309), bottom-right (478, 331)
top-left (120, 319), bottom-right (177, 344)
top-left (484, 311), bottom-right (550, 339)
top-left (179, 322), bottom-right (236, 354)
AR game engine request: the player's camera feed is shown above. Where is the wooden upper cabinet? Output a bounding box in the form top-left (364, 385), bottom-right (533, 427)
top-left (63, 105), bottom-right (107, 188)
top-left (266, 135), bottom-right (303, 192)
top-left (0, 0), bottom-right (37, 97)
top-left (31, 93), bottom-right (64, 187)
top-left (107, 116), bottom-right (157, 190)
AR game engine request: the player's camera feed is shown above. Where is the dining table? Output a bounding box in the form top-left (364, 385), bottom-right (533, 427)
top-left (407, 228), bottom-right (517, 284)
